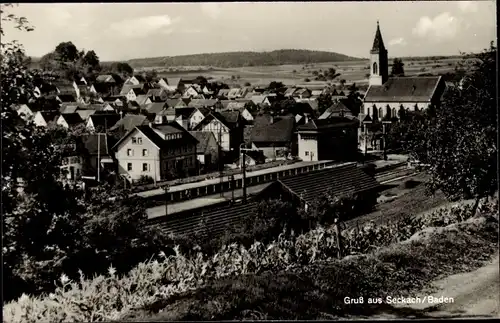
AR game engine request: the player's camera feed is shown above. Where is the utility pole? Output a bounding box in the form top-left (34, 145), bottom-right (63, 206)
top-left (382, 120), bottom-right (391, 161)
top-left (164, 184), bottom-right (170, 217)
top-left (97, 132), bottom-right (101, 182)
top-left (218, 127), bottom-right (223, 197)
top-left (242, 148), bottom-right (247, 203)
top-left (230, 174), bottom-right (235, 202)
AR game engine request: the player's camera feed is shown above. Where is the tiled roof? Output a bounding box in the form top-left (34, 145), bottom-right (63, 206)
top-left (88, 114), bottom-right (121, 130)
top-left (96, 74), bottom-right (114, 83)
top-left (189, 131), bottom-right (216, 154)
top-left (134, 95), bottom-right (150, 106)
top-left (57, 94), bottom-right (76, 102)
top-left (319, 101), bottom-right (352, 119)
top-left (251, 115), bottom-right (294, 143)
top-left (175, 107), bottom-right (197, 119)
top-left (217, 89), bottom-right (230, 97)
top-left (278, 163), bottom-right (380, 204)
top-left (250, 95), bottom-right (267, 105)
top-left (188, 99), bottom-right (218, 108)
top-left (110, 114), bottom-right (149, 132)
top-left (194, 111), bottom-right (240, 130)
top-left (60, 113), bottom-right (83, 125)
top-left (83, 133), bottom-right (112, 156)
top-left (198, 107), bottom-right (211, 117)
top-left (284, 87), bottom-right (297, 96)
top-left (218, 110), bottom-right (240, 125)
top-left (132, 123), bottom-right (198, 150)
top-left (146, 88), bottom-right (166, 97)
top-left (242, 150), bottom-right (266, 164)
top-left (219, 100), bottom-right (232, 109)
top-left (76, 109), bottom-right (96, 121)
top-left (38, 110), bottom-right (60, 123)
top-left (152, 200), bottom-right (259, 237)
top-left (364, 76), bottom-right (442, 102)
top-left (297, 117), bottom-right (358, 131)
top-left (165, 99), bottom-right (181, 108)
top-left (59, 104), bottom-right (79, 114)
top-left (120, 84), bottom-right (142, 96)
top-left (225, 101), bottom-right (246, 111)
top-left (145, 102), bottom-right (168, 114)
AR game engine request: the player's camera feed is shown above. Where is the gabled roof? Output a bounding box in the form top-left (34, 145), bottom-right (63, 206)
top-left (193, 110), bottom-right (240, 130)
top-left (364, 76), bottom-right (442, 102)
top-left (120, 84), bottom-right (143, 96)
top-left (188, 99), bottom-right (218, 108)
top-left (131, 74), bottom-right (146, 83)
top-left (110, 114), bottom-right (149, 132)
top-left (59, 113), bottom-right (83, 126)
top-left (83, 133), bottom-right (113, 156)
top-left (175, 107), bottom-right (197, 119)
top-left (57, 94), bottom-right (76, 103)
top-left (134, 94), bottom-right (151, 106)
top-left (91, 82), bottom-right (113, 95)
top-left (241, 150), bottom-right (266, 164)
top-left (277, 162), bottom-right (380, 204)
top-left (60, 105), bottom-right (79, 114)
top-left (319, 101), bottom-right (352, 119)
top-left (145, 102), bottom-right (168, 114)
top-left (165, 99), bottom-right (181, 108)
top-left (294, 88), bottom-right (311, 95)
top-left (37, 110), bottom-right (60, 123)
top-left (76, 109), bottom-right (96, 120)
top-left (251, 115), bottom-right (295, 143)
top-left (113, 123), bottom-right (198, 151)
top-left (146, 88), bottom-right (166, 97)
top-left (189, 131), bottom-right (217, 154)
top-left (96, 74), bottom-right (116, 83)
top-left (88, 113), bottom-right (121, 130)
top-left (219, 100), bottom-right (232, 109)
top-left (217, 89), bottom-right (230, 97)
top-left (297, 116), bottom-right (358, 132)
top-left (284, 87), bottom-right (297, 96)
top-left (250, 95), bottom-right (268, 105)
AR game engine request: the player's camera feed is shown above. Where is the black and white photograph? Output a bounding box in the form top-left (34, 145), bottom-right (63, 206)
top-left (1, 1), bottom-right (498, 321)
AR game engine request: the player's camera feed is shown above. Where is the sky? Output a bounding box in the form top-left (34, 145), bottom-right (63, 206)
top-left (2, 1), bottom-right (496, 61)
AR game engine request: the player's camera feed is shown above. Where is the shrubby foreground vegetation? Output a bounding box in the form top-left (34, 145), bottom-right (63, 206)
top-left (2, 4), bottom-right (498, 322)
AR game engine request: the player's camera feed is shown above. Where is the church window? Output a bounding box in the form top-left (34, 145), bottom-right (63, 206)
top-left (373, 62), bottom-right (378, 75)
top-left (366, 107), bottom-right (370, 116)
top-left (378, 107), bottom-right (383, 118)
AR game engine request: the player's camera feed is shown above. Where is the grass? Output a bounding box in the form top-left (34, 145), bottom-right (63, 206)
top-left (125, 211), bottom-right (498, 320)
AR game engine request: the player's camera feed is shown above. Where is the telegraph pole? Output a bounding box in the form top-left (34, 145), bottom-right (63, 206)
top-left (230, 174), bottom-right (235, 202)
top-left (242, 148), bottom-right (247, 203)
top-left (164, 184), bottom-right (170, 217)
top-left (218, 127), bottom-right (224, 197)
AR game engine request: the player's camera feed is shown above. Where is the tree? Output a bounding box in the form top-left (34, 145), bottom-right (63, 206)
top-left (145, 69), bottom-right (158, 82)
top-left (82, 50), bottom-right (100, 70)
top-left (54, 41), bottom-right (79, 64)
top-left (317, 93), bottom-right (333, 115)
top-left (345, 83), bottom-right (362, 116)
top-left (401, 42), bottom-right (497, 215)
top-left (391, 58), bottom-right (405, 76)
top-left (339, 79), bottom-right (346, 88)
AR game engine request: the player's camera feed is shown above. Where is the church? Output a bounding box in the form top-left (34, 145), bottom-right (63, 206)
top-left (359, 21), bottom-right (447, 151)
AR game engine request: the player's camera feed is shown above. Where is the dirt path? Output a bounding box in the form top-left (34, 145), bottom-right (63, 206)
top-left (374, 256), bottom-right (500, 319)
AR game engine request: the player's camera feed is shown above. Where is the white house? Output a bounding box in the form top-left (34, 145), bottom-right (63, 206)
top-left (57, 113), bottom-right (84, 129)
top-left (13, 104), bottom-right (34, 120)
top-left (189, 107), bottom-right (211, 129)
top-left (33, 111), bottom-right (59, 127)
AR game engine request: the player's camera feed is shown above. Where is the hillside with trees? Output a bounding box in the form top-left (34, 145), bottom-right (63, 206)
top-left (126, 49), bottom-right (360, 68)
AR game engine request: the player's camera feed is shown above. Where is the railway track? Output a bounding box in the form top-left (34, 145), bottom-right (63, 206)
top-left (375, 165), bottom-right (417, 184)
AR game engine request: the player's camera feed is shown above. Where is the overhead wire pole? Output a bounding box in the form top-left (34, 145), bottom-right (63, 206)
top-left (219, 126), bottom-right (224, 197)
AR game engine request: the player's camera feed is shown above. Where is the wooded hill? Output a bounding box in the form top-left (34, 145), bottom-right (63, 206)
top-left (125, 49), bottom-right (360, 68)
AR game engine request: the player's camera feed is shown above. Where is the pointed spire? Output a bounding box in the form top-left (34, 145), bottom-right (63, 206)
top-left (371, 20), bottom-right (386, 53)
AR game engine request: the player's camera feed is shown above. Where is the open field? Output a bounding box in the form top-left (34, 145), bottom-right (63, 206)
top-left (137, 57), bottom-right (461, 87)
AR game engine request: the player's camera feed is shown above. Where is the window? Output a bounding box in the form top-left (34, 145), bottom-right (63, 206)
top-left (137, 137), bottom-right (143, 144)
top-left (127, 163), bottom-right (132, 171)
top-left (366, 107), bottom-right (370, 116)
top-left (127, 149), bottom-right (133, 156)
top-left (373, 62), bottom-right (378, 74)
top-left (378, 107), bottom-right (383, 118)
top-left (132, 137), bottom-right (137, 144)
top-left (305, 151), bottom-right (309, 156)
top-left (183, 146), bottom-right (187, 153)
top-left (142, 149), bottom-right (148, 157)
top-left (142, 163), bottom-right (149, 172)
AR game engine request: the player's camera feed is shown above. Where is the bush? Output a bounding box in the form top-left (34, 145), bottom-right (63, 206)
top-left (4, 201), bottom-right (497, 322)
top-left (136, 175), bottom-right (154, 185)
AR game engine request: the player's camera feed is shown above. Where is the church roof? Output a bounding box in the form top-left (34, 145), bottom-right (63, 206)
top-left (371, 21), bottom-right (386, 53)
top-left (364, 76), bottom-right (443, 102)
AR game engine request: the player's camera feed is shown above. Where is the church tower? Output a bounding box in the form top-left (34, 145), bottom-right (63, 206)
top-left (369, 21), bottom-right (388, 86)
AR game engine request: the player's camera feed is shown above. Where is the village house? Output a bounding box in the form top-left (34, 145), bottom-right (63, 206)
top-left (76, 109), bottom-right (97, 122)
top-left (189, 131), bottom-right (220, 173)
top-left (13, 104), bottom-right (34, 120)
top-left (216, 89), bottom-right (230, 99)
top-left (188, 107), bottom-right (211, 129)
top-left (158, 77), bottom-right (181, 92)
top-left (173, 107), bottom-right (197, 130)
top-left (188, 99), bottom-right (219, 109)
top-left (33, 110), bottom-right (59, 127)
top-left (319, 101), bottom-right (353, 119)
top-left (284, 87), bottom-right (297, 97)
top-left (224, 102), bottom-right (254, 122)
top-left (293, 88), bottom-right (312, 100)
top-left (56, 113), bottom-right (84, 129)
top-left (125, 87), bottom-right (147, 102)
top-left (234, 149), bottom-right (266, 168)
top-left (113, 123), bottom-right (199, 183)
top-left (86, 114), bottom-right (121, 132)
top-left (59, 142), bottom-right (83, 183)
top-left (80, 133), bottom-right (116, 182)
top-left (132, 95), bottom-right (152, 108)
top-left (59, 104), bottom-right (79, 114)
top-left (183, 85), bottom-right (204, 99)
top-left (192, 110), bottom-right (243, 154)
top-left (125, 75), bottom-right (147, 86)
top-left (250, 115), bottom-right (295, 160)
top-left (297, 117), bottom-right (358, 162)
top-left (120, 84), bottom-right (143, 97)
top-left (146, 88), bottom-right (169, 102)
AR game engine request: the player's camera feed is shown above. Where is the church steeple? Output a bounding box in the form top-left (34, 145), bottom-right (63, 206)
top-left (371, 21), bottom-right (386, 53)
top-left (369, 20), bottom-right (388, 86)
